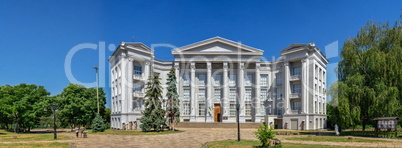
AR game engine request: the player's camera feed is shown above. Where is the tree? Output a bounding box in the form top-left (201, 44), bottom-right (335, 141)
top-left (91, 113), bottom-right (107, 132)
top-left (57, 83), bottom-right (106, 129)
top-left (0, 84), bottom-right (50, 132)
top-left (332, 19), bottom-right (402, 131)
top-left (140, 74), bottom-right (166, 132)
top-left (165, 68), bottom-right (180, 131)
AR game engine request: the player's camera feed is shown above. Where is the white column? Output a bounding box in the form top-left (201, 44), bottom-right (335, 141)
top-left (121, 56), bottom-right (127, 114)
top-left (174, 62), bottom-right (180, 96)
top-left (222, 62), bottom-right (229, 122)
top-left (254, 63), bottom-right (261, 122)
top-left (283, 62), bottom-right (290, 114)
top-left (190, 62), bottom-right (196, 122)
top-left (238, 63), bottom-right (245, 122)
top-left (144, 61), bottom-right (150, 80)
top-left (301, 59), bottom-right (307, 114)
top-left (206, 62), bottom-right (213, 122)
top-left (128, 58), bottom-right (134, 113)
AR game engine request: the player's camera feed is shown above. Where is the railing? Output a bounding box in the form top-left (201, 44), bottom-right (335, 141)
top-left (290, 93), bottom-right (300, 98)
top-left (133, 75), bottom-right (144, 80)
top-left (290, 75), bottom-right (300, 81)
top-left (133, 92), bottom-right (145, 98)
top-left (291, 110), bottom-right (301, 114)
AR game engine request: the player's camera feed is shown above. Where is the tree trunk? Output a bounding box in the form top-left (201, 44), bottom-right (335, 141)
top-left (362, 121), bottom-right (366, 131)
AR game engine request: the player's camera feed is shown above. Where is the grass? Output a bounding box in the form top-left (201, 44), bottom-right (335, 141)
top-left (285, 136), bottom-right (390, 143)
top-left (89, 129), bottom-right (183, 135)
top-left (0, 142), bottom-right (69, 148)
top-left (0, 130), bottom-right (70, 142)
top-left (205, 140), bottom-right (359, 148)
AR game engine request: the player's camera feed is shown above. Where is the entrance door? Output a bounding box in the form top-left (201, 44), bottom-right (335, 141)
top-left (214, 104), bottom-right (221, 122)
top-left (291, 119), bottom-right (298, 130)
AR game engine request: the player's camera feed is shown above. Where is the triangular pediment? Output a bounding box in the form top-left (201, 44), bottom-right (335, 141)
top-left (172, 37), bottom-right (263, 55)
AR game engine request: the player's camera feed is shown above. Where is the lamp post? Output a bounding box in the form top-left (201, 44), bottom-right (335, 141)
top-left (236, 104), bottom-right (240, 141)
top-left (93, 66), bottom-right (100, 114)
top-left (50, 104), bottom-right (57, 139)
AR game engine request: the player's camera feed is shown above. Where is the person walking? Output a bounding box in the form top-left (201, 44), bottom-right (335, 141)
top-left (74, 126), bottom-right (79, 138)
top-left (80, 126), bottom-right (85, 138)
top-left (335, 124), bottom-right (340, 136)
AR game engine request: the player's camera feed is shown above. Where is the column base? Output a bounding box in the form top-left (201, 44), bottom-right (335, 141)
top-left (254, 116), bottom-right (261, 123)
top-left (206, 116), bottom-right (213, 122)
top-left (190, 116), bottom-right (196, 122)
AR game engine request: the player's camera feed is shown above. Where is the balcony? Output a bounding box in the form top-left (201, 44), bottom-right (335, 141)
top-left (133, 92), bottom-right (145, 98)
top-left (133, 75), bottom-right (144, 81)
top-left (291, 110), bottom-right (301, 114)
top-left (290, 75), bottom-right (300, 81)
top-left (290, 93), bottom-right (300, 99)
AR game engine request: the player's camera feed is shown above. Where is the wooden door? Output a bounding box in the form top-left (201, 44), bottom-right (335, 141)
top-left (214, 104), bottom-right (221, 122)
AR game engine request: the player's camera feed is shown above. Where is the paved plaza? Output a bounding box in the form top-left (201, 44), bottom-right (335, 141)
top-left (1, 128), bottom-right (402, 147)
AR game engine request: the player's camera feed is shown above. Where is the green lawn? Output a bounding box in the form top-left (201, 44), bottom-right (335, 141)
top-left (0, 130), bottom-right (70, 142)
top-left (285, 136), bottom-right (390, 143)
top-left (89, 129), bottom-right (183, 135)
top-left (0, 142), bottom-right (69, 148)
top-left (205, 140), bottom-right (360, 148)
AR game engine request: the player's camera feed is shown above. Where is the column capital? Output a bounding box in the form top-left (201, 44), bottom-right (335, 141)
top-left (174, 62), bottom-right (180, 70)
top-left (256, 63), bottom-right (261, 70)
top-left (207, 62), bottom-right (211, 70)
top-left (239, 63), bottom-right (245, 70)
top-left (128, 58), bottom-right (134, 62)
top-left (223, 62), bottom-right (228, 70)
top-left (284, 62), bottom-right (289, 66)
top-left (191, 62), bottom-right (195, 70)
top-left (301, 58), bottom-right (308, 63)
top-left (145, 61), bottom-right (150, 65)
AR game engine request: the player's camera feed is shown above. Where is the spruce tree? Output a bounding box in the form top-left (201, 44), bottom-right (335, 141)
top-left (140, 74), bottom-right (166, 132)
top-left (91, 113), bottom-right (106, 132)
top-left (166, 68), bottom-right (180, 131)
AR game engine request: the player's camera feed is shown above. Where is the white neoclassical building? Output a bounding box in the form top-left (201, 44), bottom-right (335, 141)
top-left (109, 37), bottom-right (328, 130)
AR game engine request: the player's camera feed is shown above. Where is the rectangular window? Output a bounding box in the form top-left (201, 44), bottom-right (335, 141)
top-left (245, 103), bottom-right (252, 116)
top-left (183, 89), bottom-right (190, 101)
top-left (276, 73), bottom-right (282, 86)
top-left (293, 67), bottom-right (301, 76)
top-left (229, 75), bottom-right (236, 86)
top-left (183, 102), bottom-right (190, 115)
top-left (214, 74), bottom-right (221, 86)
top-left (230, 102), bottom-right (236, 116)
top-left (229, 89), bottom-right (237, 101)
top-left (291, 101), bottom-right (301, 110)
top-left (132, 99), bottom-right (142, 110)
top-left (276, 87), bottom-right (282, 100)
top-left (134, 65), bottom-right (142, 76)
top-left (277, 108), bottom-right (282, 115)
top-left (183, 74), bottom-right (190, 86)
top-left (260, 89), bottom-right (267, 101)
top-left (133, 83), bottom-right (142, 92)
top-left (292, 84), bottom-right (301, 93)
top-left (260, 74), bottom-right (268, 87)
top-left (198, 103), bottom-right (205, 116)
top-left (198, 89), bottom-right (205, 101)
top-left (214, 89), bottom-right (221, 101)
top-left (245, 74), bottom-right (253, 86)
top-left (198, 74), bottom-right (205, 86)
top-left (245, 89), bottom-right (252, 101)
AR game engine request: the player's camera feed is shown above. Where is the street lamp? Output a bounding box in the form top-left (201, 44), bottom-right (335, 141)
top-left (236, 104), bottom-right (240, 141)
top-left (93, 66), bottom-right (100, 114)
top-left (50, 104), bottom-right (57, 139)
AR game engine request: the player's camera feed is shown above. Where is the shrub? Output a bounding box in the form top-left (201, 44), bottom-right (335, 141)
top-left (255, 124), bottom-right (277, 147)
top-left (91, 113), bottom-right (107, 132)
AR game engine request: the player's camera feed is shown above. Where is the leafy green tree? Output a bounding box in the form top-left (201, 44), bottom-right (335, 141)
top-left (140, 74), bottom-right (166, 132)
top-left (91, 113), bottom-right (107, 132)
top-left (332, 19), bottom-right (402, 131)
top-left (255, 124), bottom-right (276, 147)
top-left (165, 68), bottom-right (180, 131)
top-left (104, 108), bottom-right (111, 124)
top-left (0, 84), bottom-right (50, 132)
top-left (57, 83), bottom-right (106, 129)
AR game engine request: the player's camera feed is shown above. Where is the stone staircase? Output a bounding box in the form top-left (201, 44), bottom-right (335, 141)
top-left (176, 122), bottom-right (263, 128)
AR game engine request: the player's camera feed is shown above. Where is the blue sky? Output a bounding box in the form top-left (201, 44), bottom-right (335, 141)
top-left (0, 0), bottom-right (401, 108)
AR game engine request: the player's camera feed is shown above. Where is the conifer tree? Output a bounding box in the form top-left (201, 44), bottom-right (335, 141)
top-left (140, 73), bottom-right (166, 132)
top-left (91, 113), bottom-right (106, 132)
top-left (166, 68), bottom-right (180, 131)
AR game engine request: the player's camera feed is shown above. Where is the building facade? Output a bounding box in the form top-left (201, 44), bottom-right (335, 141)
top-left (109, 37), bottom-right (328, 130)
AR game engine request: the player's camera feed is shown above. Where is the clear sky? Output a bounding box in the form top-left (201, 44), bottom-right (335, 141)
top-left (1, 0), bottom-right (401, 108)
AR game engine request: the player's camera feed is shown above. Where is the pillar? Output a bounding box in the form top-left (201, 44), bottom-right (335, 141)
top-left (238, 63), bottom-right (245, 122)
top-left (206, 62), bottom-right (213, 122)
top-left (128, 58), bottom-right (134, 112)
top-left (190, 62), bottom-right (196, 122)
top-left (283, 62), bottom-right (290, 114)
top-left (222, 62), bottom-right (230, 122)
top-left (254, 63), bottom-right (261, 122)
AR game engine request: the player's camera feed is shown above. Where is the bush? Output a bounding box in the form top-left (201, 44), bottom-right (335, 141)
top-left (255, 124), bottom-right (277, 147)
top-left (91, 113), bottom-right (107, 132)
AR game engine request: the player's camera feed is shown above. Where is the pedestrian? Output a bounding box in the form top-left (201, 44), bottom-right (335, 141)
top-left (335, 124), bottom-right (340, 136)
top-left (80, 126), bottom-right (85, 138)
top-left (74, 126), bottom-right (79, 138)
